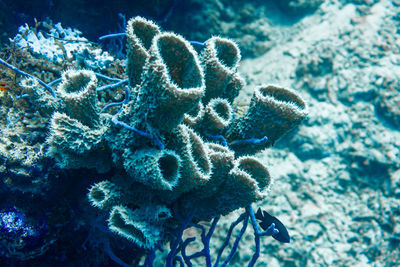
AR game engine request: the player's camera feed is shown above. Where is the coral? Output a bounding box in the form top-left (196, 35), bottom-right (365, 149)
top-left (78, 17), bottom-right (306, 256)
top-left (11, 22), bottom-right (114, 69)
top-left (0, 207), bottom-right (50, 260)
top-left (1, 16), bottom-right (307, 265)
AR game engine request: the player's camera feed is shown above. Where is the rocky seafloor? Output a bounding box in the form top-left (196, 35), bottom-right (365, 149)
top-left (212, 0), bottom-right (400, 266)
top-left (0, 0), bottom-right (399, 266)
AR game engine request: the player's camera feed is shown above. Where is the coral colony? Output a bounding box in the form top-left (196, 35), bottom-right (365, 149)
top-left (0, 17), bottom-right (307, 266)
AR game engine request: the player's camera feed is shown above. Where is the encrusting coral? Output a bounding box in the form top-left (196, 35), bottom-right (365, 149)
top-left (2, 16), bottom-right (308, 263)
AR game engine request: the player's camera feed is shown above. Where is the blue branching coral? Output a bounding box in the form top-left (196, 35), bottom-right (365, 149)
top-left (0, 16), bottom-right (308, 266)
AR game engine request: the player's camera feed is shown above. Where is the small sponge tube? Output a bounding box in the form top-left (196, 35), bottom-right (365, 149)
top-left (123, 149), bottom-right (181, 191)
top-left (201, 37), bottom-right (244, 103)
top-left (56, 69), bottom-right (99, 127)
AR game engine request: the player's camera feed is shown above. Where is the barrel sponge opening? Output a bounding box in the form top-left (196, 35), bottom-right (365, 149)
top-left (186, 126), bottom-right (211, 179)
top-left (209, 37), bottom-right (241, 69)
top-left (127, 16), bottom-right (160, 50)
top-left (254, 85), bottom-right (307, 121)
top-left (173, 124), bottom-right (212, 191)
top-left (201, 37), bottom-right (244, 103)
top-left (108, 206), bottom-right (158, 248)
top-left (153, 33), bottom-right (203, 89)
top-left (226, 85), bottom-right (307, 146)
top-left (89, 186), bottom-right (105, 204)
top-left (123, 149), bottom-right (181, 191)
top-left (224, 156), bottom-right (271, 204)
top-left (57, 69), bottom-right (97, 95)
top-left (183, 102), bottom-right (205, 126)
top-left (88, 181), bottom-right (119, 210)
top-left (206, 143), bottom-right (235, 168)
top-left (188, 143), bottom-right (234, 200)
top-left (236, 156), bottom-right (271, 190)
top-left (56, 69), bottom-right (99, 126)
top-left (205, 98), bottom-right (233, 129)
top-left (159, 153), bottom-right (180, 184)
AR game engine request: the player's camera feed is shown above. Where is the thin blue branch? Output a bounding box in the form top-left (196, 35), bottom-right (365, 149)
top-left (229, 136), bottom-right (268, 146)
top-left (205, 134), bottom-right (228, 147)
top-left (247, 205), bottom-right (278, 267)
top-left (221, 212), bottom-right (249, 267)
top-left (97, 78), bottom-right (129, 92)
top-left (181, 237), bottom-right (196, 267)
top-left (189, 41), bottom-right (206, 49)
top-left (95, 72), bottom-right (124, 82)
top-left (0, 57), bottom-right (57, 98)
top-left (47, 77), bottom-right (61, 87)
top-left (166, 211), bottom-right (195, 267)
top-left (183, 217), bottom-right (219, 267)
top-left (15, 94), bottom-right (29, 99)
top-left (101, 101), bottom-right (124, 113)
top-left (214, 213), bottom-right (246, 267)
top-left (111, 116), bottom-right (164, 150)
top-left (99, 32), bottom-right (126, 40)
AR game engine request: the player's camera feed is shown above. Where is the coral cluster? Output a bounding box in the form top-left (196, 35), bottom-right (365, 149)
top-left (19, 16), bottom-right (307, 250)
top-left (0, 207), bottom-right (50, 260)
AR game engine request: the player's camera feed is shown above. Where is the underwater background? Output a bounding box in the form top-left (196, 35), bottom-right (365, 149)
top-left (0, 0), bottom-right (399, 266)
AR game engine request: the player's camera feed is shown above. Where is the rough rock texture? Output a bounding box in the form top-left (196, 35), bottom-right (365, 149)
top-left (207, 0), bottom-right (400, 266)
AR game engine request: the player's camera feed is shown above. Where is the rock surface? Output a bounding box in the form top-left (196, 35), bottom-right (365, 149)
top-left (211, 0), bottom-right (400, 265)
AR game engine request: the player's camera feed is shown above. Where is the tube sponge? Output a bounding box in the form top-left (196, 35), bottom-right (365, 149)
top-left (196, 98), bottom-right (233, 135)
top-left (191, 143), bottom-right (235, 199)
top-left (179, 156), bottom-right (271, 221)
top-left (108, 206), bottom-right (161, 249)
top-left (56, 69), bottom-right (99, 127)
top-left (88, 181), bottom-right (121, 210)
top-left (47, 112), bottom-right (105, 154)
top-left (224, 156), bottom-right (271, 209)
top-left (219, 156), bottom-right (271, 213)
top-left (169, 124), bottom-right (212, 194)
top-left (123, 149), bottom-right (181, 191)
top-left (134, 32), bottom-right (205, 131)
top-left (126, 16), bottom-right (160, 87)
top-left (201, 37), bottom-right (244, 103)
top-left (183, 102), bottom-right (205, 127)
top-left (20, 77), bottom-right (59, 116)
top-left (46, 112), bottom-right (110, 171)
top-left (226, 85), bottom-right (308, 152)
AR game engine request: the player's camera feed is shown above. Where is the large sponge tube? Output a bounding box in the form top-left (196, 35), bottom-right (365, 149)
top-left (137, 33), bottom-right (205, 131)
top-left (126, 16), bottom-right (160, 87)
top-left (226, 85), bottom-right (308, 152)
